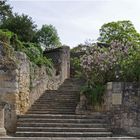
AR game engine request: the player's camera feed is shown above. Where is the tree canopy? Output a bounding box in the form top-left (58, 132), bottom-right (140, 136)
top-left (0, 13), bottom-right (37, 42)
top-left (35, 24), bottom-right (61, 49)
top-left (98, 20), bottom-right (140, 46)
top-left (0, 0), bottom-right (13, 23)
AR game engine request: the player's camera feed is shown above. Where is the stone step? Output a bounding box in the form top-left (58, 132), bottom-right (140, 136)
top-left (27, 109), bottom-right (76, 112)
top-left (38, 97), bottom-right (78, 100)
top-left (29, 108), bottom-right (76, 111)
top-left (41, 95), bottom-right (79, 98)
top-left (37, 98), bottom-right (78, 101)
top-left (32, 101), bottom-right (77, 104)
top-left (35, 99), bottom-right (78, 102)
top-left (45, 90), bottom-right (79, 93)
top-left (42, 91), bottom-right (78, 94)
top-left (59, 84), bottom-right (81, 87)
top-left (16, 127), bottom-right (110, 132)
top-left (17, 118), bottom-right (106, 123)
top-left (58, 88), bottom-right (80, 91)
top-left (31, 104), bottom-right (77, 108)
top-left (26, 111), bottom-right (75, 114)
top-left (27, 108), bottom-right (76, 111)
top-left (18, 114), bottom-right (107, 119)
top-left (58, 84), bottom-right (81, 90)
top-left (33, 102), bottom-right (77, 107)
top-left (40, 95), bottom-right (78, 98)
top-left (30, 106), bottom-right (76, 109)
top-left (40, 94), bottom-right (78, 96)
top-left (34, 101), bottom-right (77, 104)
top-left (33, 102), bottom-right (77, 105)
top-left (33, 104), bottom-right (77, 106)
top-left (17, 122), bottom-right (108, 128)
top-left (15, 131), bottom-right (112, 137)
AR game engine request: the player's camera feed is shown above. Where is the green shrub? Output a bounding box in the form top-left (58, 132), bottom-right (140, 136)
top-left (0, 29), bottom-right (13, 43)
top-left (0, 29), bottom-right (53, 71)
top-left (70, 57), bottom-right (82, 77)
top-left (81, 83), bottom-right (105, 106)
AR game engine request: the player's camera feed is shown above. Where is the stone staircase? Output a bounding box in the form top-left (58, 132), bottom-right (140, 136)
top-left (15, 78), bottom-right (112, 137)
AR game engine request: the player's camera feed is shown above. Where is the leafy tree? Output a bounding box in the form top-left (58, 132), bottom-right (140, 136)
top-left (35, 24), bottom-right (61, 49)
top-left (0, 13), bottom-right (37, 42)
top-left (0, 0), bottom-right (13, 23)
top-left (98, 20), bottom-right (140, 46)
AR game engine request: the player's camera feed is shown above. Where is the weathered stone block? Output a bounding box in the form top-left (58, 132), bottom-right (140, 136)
top-left (0, 81), bottom-right (18, 88)
top-left (112, 82), bottom-right (124, 92)
top-left (0, 103), bottom-right (7, 136)
top-left (112, 93), bottom-right (122, 105)
top-left (106, 82), bottom-right (112, 90)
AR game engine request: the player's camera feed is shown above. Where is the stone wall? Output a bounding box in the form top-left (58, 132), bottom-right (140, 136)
top-left (0, 45), bottom-right (70, 134)
top-left (44, 46), bottom-right (70, 81)
top-left (104, 82), bottom-right (140, 137)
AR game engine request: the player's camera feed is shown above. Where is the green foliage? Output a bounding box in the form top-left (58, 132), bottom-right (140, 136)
top-left (17, 42), bottom-right (53, 68)
top-left (71, 44), bottom-right (88, 53)
top-left (120, 46), bottom-right (140, 82)
top-left (0, 1), bottom-right (60, 74)
top-left (0, 29), bottom-right (53, 70)
top-left (70, 57), bottom-right (82, 77)
top-left (81, 83), bottom-right (105, 106)
top-left (23, 42), bottom-right (43, 54)
top-left (98, 20), bottom-right (140, 46)
top-left (0, 0), bottom-right (12, 23)
top-left (35, 24), bottom-right (61, 49)
top-left (0, 13), bottom-right (37, 42)
top-left (0, 29), bottom-right (16, 60)
top-left (0, 29), bottom-right (13, 43)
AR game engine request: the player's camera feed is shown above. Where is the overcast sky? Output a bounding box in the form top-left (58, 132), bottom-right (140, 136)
top-left (9, 0), bottom-right (140, 47)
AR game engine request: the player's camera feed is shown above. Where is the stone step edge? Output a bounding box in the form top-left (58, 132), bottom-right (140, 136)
top-left (15, 131), bottom-right (112, 135)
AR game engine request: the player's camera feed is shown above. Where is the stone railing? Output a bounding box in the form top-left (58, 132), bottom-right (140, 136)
top-left (0, 45), bottom-right (70, 135)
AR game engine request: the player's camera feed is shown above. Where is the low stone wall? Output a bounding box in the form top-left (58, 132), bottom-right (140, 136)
top-left (105, 82), bottom-right (140, 137)
top-left (0, 45), bottom-right (70, 134)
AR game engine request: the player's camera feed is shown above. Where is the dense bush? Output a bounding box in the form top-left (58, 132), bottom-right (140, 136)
top-left (71, 41), bottom-right (140, 106)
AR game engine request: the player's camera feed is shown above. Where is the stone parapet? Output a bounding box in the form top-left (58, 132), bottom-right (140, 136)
top-left (104, 82), bottom-right (140, 137)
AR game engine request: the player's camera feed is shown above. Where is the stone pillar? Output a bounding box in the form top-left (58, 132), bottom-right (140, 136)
top-left (0, 102), bottom-right (6, 136)
top-left (105, 82), bottom-right (123, 111)
top-left (61, 46), bottom-right (70, 81)
top-left (43, 46), bottom-right (70, 81)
